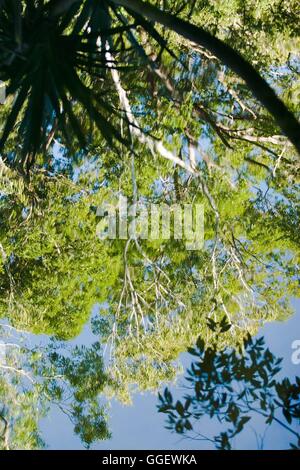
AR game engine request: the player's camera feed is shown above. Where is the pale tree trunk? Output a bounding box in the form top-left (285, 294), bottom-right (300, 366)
top-left (105, 44), bottom-right (197, 174)
top-left (105, 51), bottom-right (219, 217)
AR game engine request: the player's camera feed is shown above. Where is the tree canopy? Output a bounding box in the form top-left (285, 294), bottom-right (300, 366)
top-left (0, 0), bottom-right (299, 450)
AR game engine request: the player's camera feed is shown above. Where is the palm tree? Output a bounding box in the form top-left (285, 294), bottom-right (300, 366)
top-left (0, 0), bottom-right (130, 173)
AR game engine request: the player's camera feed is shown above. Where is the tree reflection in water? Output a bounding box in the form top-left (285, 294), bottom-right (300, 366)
top-left (0, 0), bottom-right (299, 451)
top-left (158, 331), bottom-right (300, 449)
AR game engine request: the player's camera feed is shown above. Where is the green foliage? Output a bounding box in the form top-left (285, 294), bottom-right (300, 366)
top-left (0, 327), bottom-right (111, 449)
top-left (0, 0), bottom-right (299, 450)
top-left (0, 167), bottom-right (122, 338)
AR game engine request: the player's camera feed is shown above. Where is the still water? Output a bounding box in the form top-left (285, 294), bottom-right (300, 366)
top-left (36, 303), bottom-right (300, 450)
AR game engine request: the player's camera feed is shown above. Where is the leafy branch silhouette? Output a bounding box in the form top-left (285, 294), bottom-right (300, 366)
top-left (158, 331), bottom-right (300, 449)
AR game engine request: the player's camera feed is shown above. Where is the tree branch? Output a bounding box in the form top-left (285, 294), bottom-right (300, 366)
top-left (113, 0), bottom-right (300, 154)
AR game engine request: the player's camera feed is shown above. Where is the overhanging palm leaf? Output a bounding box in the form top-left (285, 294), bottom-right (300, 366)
top-left (0, 0), bottom-right (131, 173)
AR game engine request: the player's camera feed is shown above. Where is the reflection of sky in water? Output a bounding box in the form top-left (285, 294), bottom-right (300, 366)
top-left (1, 148), bottom-right (298, 449)
top-left (2, 118), bottom-right (299, 451)
top-left (39, 300), bottom-right (300, 450)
